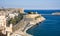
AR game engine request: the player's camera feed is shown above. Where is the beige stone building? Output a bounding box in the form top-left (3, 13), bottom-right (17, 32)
top-left (0, 12), bottom-right (6, 28)
top-left (15, 8), bottom-right (24, 14)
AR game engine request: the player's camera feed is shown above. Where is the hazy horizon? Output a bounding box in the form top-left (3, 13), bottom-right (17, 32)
top-left (0, 0), bottom-right (60, 10)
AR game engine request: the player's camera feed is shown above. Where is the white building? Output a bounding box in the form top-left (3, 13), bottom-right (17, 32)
top-left (0, 13), bottom-right (6, 27)
top-left (9, 13), bottom-right (15, 19)
top-left (8, 13), bottom-right (19, 19)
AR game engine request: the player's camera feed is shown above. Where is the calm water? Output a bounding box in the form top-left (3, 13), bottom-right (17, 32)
top-left (24, 10), bottom-right (60, 36)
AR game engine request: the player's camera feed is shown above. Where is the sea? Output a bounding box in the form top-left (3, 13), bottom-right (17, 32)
top-left (24, 10), bottom-right (60, 36)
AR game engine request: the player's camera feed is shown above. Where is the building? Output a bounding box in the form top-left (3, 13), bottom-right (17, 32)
top-left (19, 8), bottom-right (24, 13)
top-left (8, 13), bottom-right (15, 19)
top-left (24, 14), bottom-right (41, 18)
top-left (0, 12), bottom-right (7, 35)
top-left (8, 13), bottom-right (19, 19)
top-left (0, 12), bottom-right (6, 28)
top-left (15, 8), bottom-right (24, 14)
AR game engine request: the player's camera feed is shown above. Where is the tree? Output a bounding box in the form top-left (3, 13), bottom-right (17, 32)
top-left (10, 18), bottom-right (16, 25)
top-left (8, 13), bottom-right (24, 25)
top-left (28, 12), bottom-right (37, 14)
top-left (28, 12), bottom-right (32, 14)
top-left (35, 16), bottom-right (41, 20)
top-left (33, 12), bottom-right (36, 14)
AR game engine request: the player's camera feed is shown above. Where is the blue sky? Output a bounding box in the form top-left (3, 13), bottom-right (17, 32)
top-left (0, 0), bottom-right (60, 9)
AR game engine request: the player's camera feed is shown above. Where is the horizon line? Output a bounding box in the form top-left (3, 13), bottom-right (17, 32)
top-left (0, 7), bottom-right (60, 10)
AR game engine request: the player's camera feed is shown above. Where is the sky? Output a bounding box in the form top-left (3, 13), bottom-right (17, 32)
top-left (0, 0), bottom-right (60, 9)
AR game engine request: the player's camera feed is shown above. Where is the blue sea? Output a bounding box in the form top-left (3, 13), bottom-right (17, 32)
top-left (24, 10), bottom-right (60, 36)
